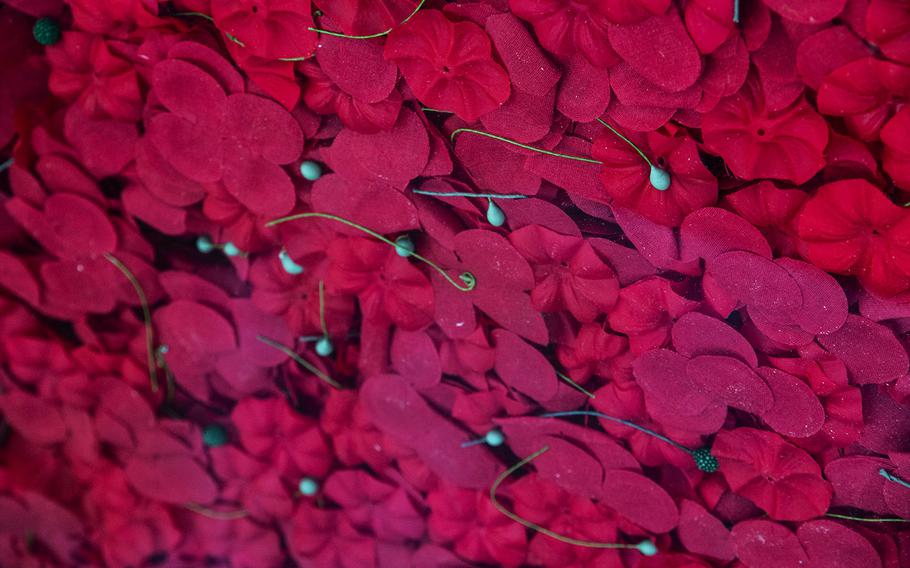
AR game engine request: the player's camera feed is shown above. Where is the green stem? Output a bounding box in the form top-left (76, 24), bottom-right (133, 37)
top-left (104, 254), bottom-right (158, 392)
top-left (540, 410), bottom-right (692, 454)
top-left (256, 335), bottom-right (343, 389)
top-left (596, 118), bottom-right (654, 168)
top-left (826, 512), bottom-right (909, 523)
top-left (491, 446), bottom-right (653, 552)
top-left (184, 503), bottom-right (248, 520)
top-left (450, 128), bottom-right (603, 164)
top-left (308, 0), bottom-right (426, 39)
top-left (880, 468), bottom-right (910, 491)
top-left (412, 190), bottom-right (529, 200)
top-left (318, 280), bottom-right (329, 338)
top-left (555, 372), bottom-right (596, 399)
top-left (265, 212), bottom-right (476, 292)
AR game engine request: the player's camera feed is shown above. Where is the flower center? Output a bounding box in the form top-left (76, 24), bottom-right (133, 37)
top-left (756, 127), bottom-right (767, 137)
top-left (441, 65), bottom-right (451, 74)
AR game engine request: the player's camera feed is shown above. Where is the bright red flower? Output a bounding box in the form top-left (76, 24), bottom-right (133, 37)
top-left (684, 0), bottom-right (735, 54)
top-left (384, 10), bottom-right (511, 121)
top-left (312, 0), bottom-right (418, 36)
top-left (702, 78), bottom-right (829, 184)
top-left (300, 61), bottom-right (402, 134)
top-left (816, 57), bottom-right (910, 141)
top-left (882, 107), bottom-right (910, 191)
top-left (46, 32), bottom-right (142, 121)
top-left (592, 126), bottom-right (718, 227)
top-left (866, 0), bottom-right (910, 65)
top-left (509, 0), bottom-right (620, 66)
top-left (556, 323), bottom-right (628, 382)
top-left (327, 236), bottom-right (434, 330)
top-left (508, 225), bottom-right (619, 322)
top-left (712, 427), bottom-right (832, 521)
top-left (797, 178), bottom-right (910, 296)
top-left (211, 0), bottom-right (317, 60)
top-left (427, 482), bottom-right (527, 567)
top-left (722, 181), bottom-right (807, 257)
top-left (608, 277), bottom-right (697, 353)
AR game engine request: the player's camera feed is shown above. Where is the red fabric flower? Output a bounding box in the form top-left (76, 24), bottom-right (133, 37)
top-left (703, 78), bottom-right (829, 184)
top-left (882, 106), bottom-right (910, 190)
top-left (592, 126), bottom-right (718, 226)
top-left (300, 61), bottom-right (403, 134)
top-left (145, 58), bottom-right (303, 219)
top-left (797, 178), bottom-right (910, 296)
top-left (312, 0), bottom-right (418, 36)
top-left (712, 427), bottom-right (833, 521)
top-left (384, 10), bottom-right (511, 121)
top-left (211, 0), bottom-right (317, 59)
top-left (509, 0), bottom-right (620, 66)
top-left (46, 32), bottom-right (142, 121)
top-left (327, 237), bottom-right (435, 330)
top-left (508, 224), bottom-right (619, 322)
top-left (427, 482), bottom-right (528, 567)
top-left (608, 277), bottom-right (697, 354)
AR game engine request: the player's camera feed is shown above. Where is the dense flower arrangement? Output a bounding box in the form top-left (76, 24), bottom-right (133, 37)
top-left (0, 0), bottom-right (909, 566)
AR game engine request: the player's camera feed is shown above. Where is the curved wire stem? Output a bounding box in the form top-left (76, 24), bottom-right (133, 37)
top-left (595, 118), bottom-right (654, 168)
top-left (103, 253), bottom-right (158, 392)
top-left (184, 503), bottom-right (248, 520)
top-left (412, 190), bottom-right (529, 200)
top-left (826, 512), bottom-right (909, 523)
top-left (265, 212), bottom-right (476, 292)
top-left (880, 468), bottom-right (910, 490)
top-left (555, 372), bottom-right (596, 399)
top-left (0, 157), bottom-right (13, 173)
top-left (491, 446), bottom-right (653, 551)
top-left (318, 280), bottom-right (329, 338)
top-left (308, 0), bottom-right (426, 39)
top-left (540, 410), bottom-right (692, 454)
top-left (256, 335), bottom-right (343, 390)
top-left (450, 129), bottom-right (603, 164)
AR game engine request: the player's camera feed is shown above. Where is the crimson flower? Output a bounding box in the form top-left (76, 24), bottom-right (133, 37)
top-left (702, 78), bottom-right (829, 184)
top-left (712, 427), bottom-right (832, 521)
top-left (46, 32), bottom-right (142, 121)
top-left (608, 277), bottom-right (697, 354)
top-left (312, 0), bottom-right (418, 36)
top-left (427, 482), bottom-right (528, 567)
top-left (300, 61), bottom-right (402, 134)
top-left (592, 127), bottom-right (718, 226)
top-left (384, 10), bottom-right (510, 121)
top-left (509, 0), bottom-right (619, 66)
top-left (326, 236), bottom-right (434, 330)
top-left (797, 179), bottom-right (910, 296)
top-left (211, 0), bottom-right (317, 59)
top-left (882, 107), bottom-right (910, 190)
top-left (508, 225), bottom-right (619, 322)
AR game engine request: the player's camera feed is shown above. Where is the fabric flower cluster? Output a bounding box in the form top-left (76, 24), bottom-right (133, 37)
top-left (0, 0), bottom-right (909, 566)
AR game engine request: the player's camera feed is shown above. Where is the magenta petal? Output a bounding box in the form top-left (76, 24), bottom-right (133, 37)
top-left (686, 355), bottom-right (773, 414)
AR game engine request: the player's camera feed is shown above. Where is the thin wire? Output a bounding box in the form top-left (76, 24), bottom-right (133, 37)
top-left (318, 280), bottom-right (329, 338)
top-left (490, 446), bottom-right (649, 550)
top-left (880, 468), bottom-right (910, 490)
top-left (412, 190), bottom-right (529, 200)
top-left (265, 212), bottom-right (476, 292)
top-left (103, 254), bottom-right (158, 392)
top-left (450, 128), bottom-right (603, 164)
top-left (256, 335), bottom-right (343, 390)
top-left (595, 118), bottom-right (654, 168)
top-left (0, 157), bottom-right (13, 172)
top-left (155, 348), bottom-right (176, 403)
top-left (308, 0), bottom-right (427, 39)
top-left (826, 513), bottom-right (909, 523)
top-left (184, 503), bottom-right (248, 520)
top-left (556, 372), bottom-right (596, 399)
top-left (540, 410), bottom-right (692, 454)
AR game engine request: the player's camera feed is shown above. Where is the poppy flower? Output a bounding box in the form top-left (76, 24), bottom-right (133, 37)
top-left (211, 0), bottom-right (317, 60)
top-left (508, 224), bottom-right (619, 322)
top-left (384, 10), bottom-right (511, 121)
top-left (702, 78), bottom-right (829, 184)
top-left (592, 126), bottom-right (718, 227)
top-left (796, 178), bottom-right (910, 296)
top-left (712, 427), bottom-right (833, 521)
